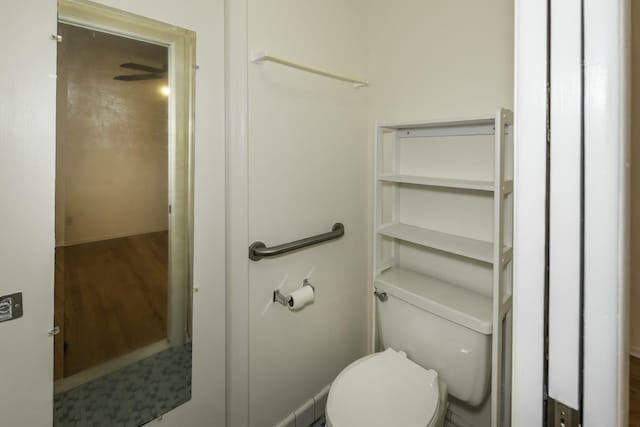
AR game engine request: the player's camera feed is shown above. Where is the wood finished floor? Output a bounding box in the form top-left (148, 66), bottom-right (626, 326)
top-left (632, 356), bottom-right (640, 426)
top-left (54, 232), bottom-right (168, 378)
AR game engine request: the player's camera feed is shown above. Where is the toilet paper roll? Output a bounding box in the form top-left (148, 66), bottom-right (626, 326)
top-left (287, 285), bottom-right (314, 311)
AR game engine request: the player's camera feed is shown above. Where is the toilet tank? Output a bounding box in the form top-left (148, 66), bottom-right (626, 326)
top-left (375, 268), bottom-right (492, 406)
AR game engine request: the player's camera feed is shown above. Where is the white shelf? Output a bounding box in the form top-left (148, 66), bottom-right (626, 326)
top-left (378, 174), bottom-right (513, 194)
top-left (378, 114), bottom-right (497, 130)
top-left (378, 111), bottom-right (513, 130)
top-left (374, 267), bottom-right (492, 334)
top-left (378, 223), bottom-right (511, 264)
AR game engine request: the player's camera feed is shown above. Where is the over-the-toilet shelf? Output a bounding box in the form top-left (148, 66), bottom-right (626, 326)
top-left (372, 109), bottom-right (514, 427)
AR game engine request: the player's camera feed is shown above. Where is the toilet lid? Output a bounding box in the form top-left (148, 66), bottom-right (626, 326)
top-left (327, 348), bottom-right (440, 427)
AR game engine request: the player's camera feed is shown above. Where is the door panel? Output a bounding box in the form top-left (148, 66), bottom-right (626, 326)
top-left (0, 1), bottom-right (226, 426)
top-left (0, 1), bottom-right (57, 425)
top-left (548, 0), bottom-right (583, 411)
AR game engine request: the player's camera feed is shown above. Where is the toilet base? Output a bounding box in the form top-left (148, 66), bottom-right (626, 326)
top-left (326, 380), bottom-right (448, 427)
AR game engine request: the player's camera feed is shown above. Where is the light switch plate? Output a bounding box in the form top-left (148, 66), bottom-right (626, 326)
top-left (0, 292), bottom-right (23, 323)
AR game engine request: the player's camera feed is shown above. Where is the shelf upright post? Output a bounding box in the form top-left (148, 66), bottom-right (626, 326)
top-left (371, 124), bottom-right (384, 353)
top-left (491, 109), bottom-right (507, 427)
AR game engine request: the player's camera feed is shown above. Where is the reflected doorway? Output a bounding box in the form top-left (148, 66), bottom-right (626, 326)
top-left (53, 3), bottom-right (195, 424)
top-left (55, 23), bottom-right (171, 379)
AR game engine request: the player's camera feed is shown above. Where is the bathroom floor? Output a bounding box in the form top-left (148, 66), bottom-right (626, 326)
top-left (310, 416), bottom-right (326, 427)
top-left (631, 356), bottom-right (640, 426)
top-left (54, 343), bottom-right (191, 427)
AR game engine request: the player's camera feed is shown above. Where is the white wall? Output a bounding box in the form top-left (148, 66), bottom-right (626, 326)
top-left (366, 0), bottom-right (514, 425)
top-left (366, 0), bottom-right (514, 122)
top-left (0, 1), bottom-right (225, 426)
top-left (242, 1), bottom-right (514, 426)
top-left (247, 1), bottom-right (370, 425)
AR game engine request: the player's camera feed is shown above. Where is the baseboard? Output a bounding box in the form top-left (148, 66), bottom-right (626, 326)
top-left (56, 228), bottom-right (168, 247)
top-left (275, 384), bottom-right (331, 427)
top-left (630, 345), bottom-right (640, 359)
top-left (445, 411), bottom-right (475, 427)
top-left (54, 339), bottom-right (170, 394)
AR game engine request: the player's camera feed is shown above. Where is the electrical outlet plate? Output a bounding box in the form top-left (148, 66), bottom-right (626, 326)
top-left (0, 292), bottom-right (23, 323)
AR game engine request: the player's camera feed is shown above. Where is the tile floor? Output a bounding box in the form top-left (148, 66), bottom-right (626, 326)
top-left (310, 416), bottom-right (326, 426)
top-left (54, 343), bottom-right (191, 426)
top-left (631, 356), bottom-right (640, 427)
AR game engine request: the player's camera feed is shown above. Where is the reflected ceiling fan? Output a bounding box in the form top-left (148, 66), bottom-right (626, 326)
top-left (114, 62), bottom-right (167, 81)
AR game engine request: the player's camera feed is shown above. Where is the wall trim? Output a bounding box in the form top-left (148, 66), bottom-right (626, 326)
top-left (225, 0), bottom-right (250, 425)
top-left (274, 384), bottom-right (330, 427)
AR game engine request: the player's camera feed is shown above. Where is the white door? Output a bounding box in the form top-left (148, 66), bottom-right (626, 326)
top-left (0, 1), bottom-right (57, 425)
top-left (0, 1), bottom-right (226, 426)
top-left (512, 0), bottom-right (629, 425)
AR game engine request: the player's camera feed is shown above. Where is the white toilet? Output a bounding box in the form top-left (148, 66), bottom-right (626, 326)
top-left (326, 269), bottom-right (493, 427)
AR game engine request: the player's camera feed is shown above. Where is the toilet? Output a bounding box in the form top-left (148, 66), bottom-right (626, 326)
top-left (326, 271), bottom-right (492, 427)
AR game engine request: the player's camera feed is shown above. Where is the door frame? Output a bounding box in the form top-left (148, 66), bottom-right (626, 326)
top-left (582, 0), bottom-right (629, 424)
top-left (512, 0), bottom-right (630, 425)
top-left (225, 0), bottom-right (251, 425)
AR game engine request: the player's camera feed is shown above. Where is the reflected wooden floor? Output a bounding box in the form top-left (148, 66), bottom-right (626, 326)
top-left (631, 356), bottom-right (640, 426)
top-left (55, 231), bottom-right (168, 378)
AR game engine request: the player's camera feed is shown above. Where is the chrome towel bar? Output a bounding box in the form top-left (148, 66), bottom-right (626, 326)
top-left (249, 223), bottom-right (344, 261)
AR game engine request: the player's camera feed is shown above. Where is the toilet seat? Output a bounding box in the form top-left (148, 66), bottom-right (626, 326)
top-left (326, 348), bottom-right (442, 427)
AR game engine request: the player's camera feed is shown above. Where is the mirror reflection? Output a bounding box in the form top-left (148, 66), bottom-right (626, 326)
top-left (53, 22), bottom-right (192, 426)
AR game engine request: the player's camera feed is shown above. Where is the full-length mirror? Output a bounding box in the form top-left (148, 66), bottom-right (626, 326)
top-left (52, 3), bottom-right (195, 424)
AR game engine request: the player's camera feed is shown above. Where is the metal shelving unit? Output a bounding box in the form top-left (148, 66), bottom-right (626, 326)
top-left (372, 109), bottom-right (514, 427)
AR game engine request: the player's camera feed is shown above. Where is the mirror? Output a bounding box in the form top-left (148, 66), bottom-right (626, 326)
top-left (52, 6), bottom-right (195, 425)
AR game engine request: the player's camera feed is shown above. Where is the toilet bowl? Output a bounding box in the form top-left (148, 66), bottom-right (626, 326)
top-left (326, 348), bottom-right (447, 427)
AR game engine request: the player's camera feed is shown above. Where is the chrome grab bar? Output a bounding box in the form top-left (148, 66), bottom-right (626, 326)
top-left (249, 223), bottom-right (344, 261)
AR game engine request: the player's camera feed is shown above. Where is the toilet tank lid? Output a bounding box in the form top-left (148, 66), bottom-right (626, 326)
top-left (327, 348), bottom-right (440, 427)
top-left (375, 267), bottom-right (493, 334)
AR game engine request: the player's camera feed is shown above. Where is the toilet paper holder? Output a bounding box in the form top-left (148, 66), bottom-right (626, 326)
top-left (273, 279), bottom-right (315, 308)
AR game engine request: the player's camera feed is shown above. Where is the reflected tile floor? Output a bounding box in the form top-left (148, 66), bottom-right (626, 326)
top-left (54, 343), bottom-right (191, 427)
